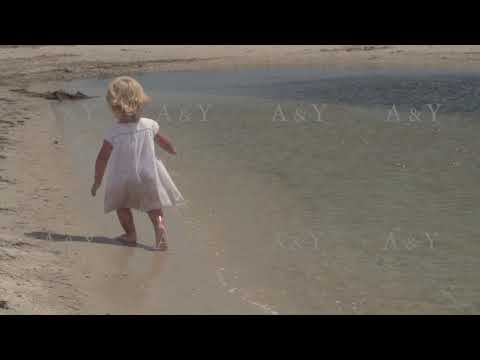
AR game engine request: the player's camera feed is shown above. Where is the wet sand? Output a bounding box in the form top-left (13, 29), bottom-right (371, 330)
top-left (56, 68), bottom-right (480, 314)
top-left (2, 45), bottom-right (480, 314)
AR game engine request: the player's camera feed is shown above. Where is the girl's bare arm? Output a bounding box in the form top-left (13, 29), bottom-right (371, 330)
top-left (155, 132), bottom-right (176, 155)
top-left (92, 141), bottom-right (113, 196)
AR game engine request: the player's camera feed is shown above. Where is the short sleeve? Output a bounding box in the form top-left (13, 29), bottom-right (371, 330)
top-left (150, 119), bottom-right (160, 135)
top-left (103, 126), bottom-right (114, 145)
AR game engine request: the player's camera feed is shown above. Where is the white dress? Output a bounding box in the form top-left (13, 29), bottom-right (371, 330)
top-left (103, 117), bottom-right (185, 213)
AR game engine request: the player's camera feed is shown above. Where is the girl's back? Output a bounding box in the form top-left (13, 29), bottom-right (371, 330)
top-left (105, 117), bottom-right (158, 182)
top-left (104, 117), bottom-right (184, 213)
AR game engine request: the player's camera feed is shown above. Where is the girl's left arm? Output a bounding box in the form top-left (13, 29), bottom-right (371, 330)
top-left (155, 132), bottom-right (177, 155)
top-left (91, 140), bottom-right (113, 196)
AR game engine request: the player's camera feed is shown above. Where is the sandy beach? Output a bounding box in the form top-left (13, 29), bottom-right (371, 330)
top-left (2, 45), bottom-right (480, 314)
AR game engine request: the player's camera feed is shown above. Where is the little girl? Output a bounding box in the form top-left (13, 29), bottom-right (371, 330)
top-left (91, 76), bottom-right (184, 251)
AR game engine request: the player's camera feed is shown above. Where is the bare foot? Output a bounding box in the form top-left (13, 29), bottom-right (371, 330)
top-left (116, 233), bottom-right (137, 246)
top-left (154, 226), bottom-right (168, 251)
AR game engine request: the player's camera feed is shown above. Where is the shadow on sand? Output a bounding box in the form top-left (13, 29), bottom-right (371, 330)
top-left (24, 231), bottom-right (158, 251)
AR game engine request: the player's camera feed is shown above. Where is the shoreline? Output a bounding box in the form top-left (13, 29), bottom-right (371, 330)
top-left (3, 45), bottom-right (480, 87)
top-left (2, 45), bottom-right (480, 314)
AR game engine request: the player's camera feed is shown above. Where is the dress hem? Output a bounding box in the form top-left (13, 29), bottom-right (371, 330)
top-left (104, 200), bottom-right (187, 214)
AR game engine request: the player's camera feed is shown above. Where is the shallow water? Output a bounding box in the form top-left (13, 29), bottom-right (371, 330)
top-left (56, 67), bottom-right (480, 314)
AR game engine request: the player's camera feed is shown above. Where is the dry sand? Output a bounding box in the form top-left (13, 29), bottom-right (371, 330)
top-left (1, 45), bottom-right (480, 314)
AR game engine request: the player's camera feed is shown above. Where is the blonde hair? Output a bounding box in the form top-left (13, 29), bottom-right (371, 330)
top-left (106, 76), bottom-right (151, 119)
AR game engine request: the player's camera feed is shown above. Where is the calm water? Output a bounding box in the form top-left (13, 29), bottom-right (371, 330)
top-left (57, 67), bottom-right (480, 314)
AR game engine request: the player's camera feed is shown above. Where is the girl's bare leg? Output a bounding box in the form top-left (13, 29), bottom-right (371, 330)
top-left (147, 209), bottom-right (167, 251)
top-left (116, 208), bottom-right (137, 244)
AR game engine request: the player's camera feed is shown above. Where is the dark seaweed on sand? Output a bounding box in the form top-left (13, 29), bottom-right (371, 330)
top-left (10, 89), bottom-right (98, 101)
